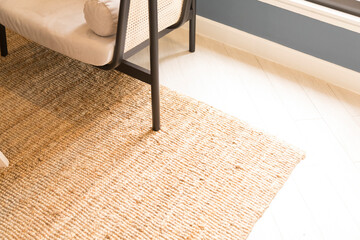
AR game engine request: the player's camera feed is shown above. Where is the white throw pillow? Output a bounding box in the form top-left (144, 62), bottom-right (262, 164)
top-left (84, 0), bottom-right (120, 37)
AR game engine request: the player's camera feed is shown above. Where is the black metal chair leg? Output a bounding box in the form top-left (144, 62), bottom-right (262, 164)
top-left (149, 0), bottom-right (160, 131)
top-left (189, 0), bottom-right (196, 53)
top-left (0, 24), bottom-right (8, 57)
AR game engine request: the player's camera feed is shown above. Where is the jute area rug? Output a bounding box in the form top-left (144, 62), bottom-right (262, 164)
top-left (0, 32), bottom-right (305, 239)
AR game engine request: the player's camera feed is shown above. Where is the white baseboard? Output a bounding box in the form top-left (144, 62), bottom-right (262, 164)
top-left (186, 16), bottom-right (360, 95)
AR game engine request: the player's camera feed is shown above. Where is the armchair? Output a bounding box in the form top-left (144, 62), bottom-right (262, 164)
top-left (0, 0), bottom-right (196, 131)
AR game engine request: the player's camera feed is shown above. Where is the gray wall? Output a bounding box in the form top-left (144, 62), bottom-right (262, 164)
top-left (197, 0), bottom-right (360, 72)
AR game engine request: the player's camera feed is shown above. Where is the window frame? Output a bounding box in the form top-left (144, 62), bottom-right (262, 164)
top-left (258, 0), bottom-right (360, 33)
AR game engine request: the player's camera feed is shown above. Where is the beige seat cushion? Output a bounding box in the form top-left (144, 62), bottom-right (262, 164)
top-left (0, 0), bottom-right (183, 66)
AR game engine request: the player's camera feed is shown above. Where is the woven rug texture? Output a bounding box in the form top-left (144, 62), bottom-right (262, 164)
top-left (0, 31), bottom-right (305, 239)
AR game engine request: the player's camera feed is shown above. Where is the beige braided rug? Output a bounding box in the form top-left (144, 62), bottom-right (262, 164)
top-left (0, 32), bottom-right (305, 239)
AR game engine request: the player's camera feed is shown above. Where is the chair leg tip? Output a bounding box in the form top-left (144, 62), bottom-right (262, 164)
top-left (1, 49), bottom-right (8, 57)
top-left (152, 127), bottom-right (160, 131)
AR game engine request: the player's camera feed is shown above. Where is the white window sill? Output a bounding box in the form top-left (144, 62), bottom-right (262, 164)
top-left (259, 0), bottom-right (360, 33)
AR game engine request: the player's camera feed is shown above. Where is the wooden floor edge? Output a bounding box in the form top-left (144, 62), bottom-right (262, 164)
top-left (0, 151), bottom-right (9, 168)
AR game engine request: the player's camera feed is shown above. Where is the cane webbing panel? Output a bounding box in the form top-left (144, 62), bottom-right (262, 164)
top-left (125, 0), bottom-right (184, 51)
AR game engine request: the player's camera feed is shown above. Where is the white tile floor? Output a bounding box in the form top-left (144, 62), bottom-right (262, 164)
top-left (130, 28), bottom-right (360, 240)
